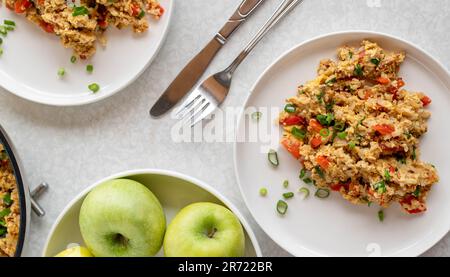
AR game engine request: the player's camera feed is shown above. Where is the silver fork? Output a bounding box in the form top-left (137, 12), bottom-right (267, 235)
top-left (174, 0), bottom-right (304, 127)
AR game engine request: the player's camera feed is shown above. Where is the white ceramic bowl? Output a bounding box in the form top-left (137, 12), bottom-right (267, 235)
top-left (0, 0), bottom-right (173, 106)
top-left (43, 169), bottom-right (261, 257)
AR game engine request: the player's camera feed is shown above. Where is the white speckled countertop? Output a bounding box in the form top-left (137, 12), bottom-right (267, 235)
top-left (0, 0), bottom-right (449, 257)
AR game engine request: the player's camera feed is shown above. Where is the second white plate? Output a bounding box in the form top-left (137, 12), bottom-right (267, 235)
top-left (234, 31), bottom-right (450, 257)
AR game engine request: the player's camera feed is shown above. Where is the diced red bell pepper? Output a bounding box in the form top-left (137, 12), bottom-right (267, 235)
top-left (377, 77), bottom-right (391, 85)
top-left (280, 115), bottom-right (306, 126)
top-left (14, 0), bottom-right (32, 13)
top-left (310, 137), bottom-right (322, 149)
top-left (372, 124), bottom-right (395, 135)
top-left (309, 119), bottom-right (323, 133)
top-left (420, 96), bottom-right (432, 107)
top-left (281, 138), bottom-right (301, 159)
top-left (316, 156), bottom-right (330, 169)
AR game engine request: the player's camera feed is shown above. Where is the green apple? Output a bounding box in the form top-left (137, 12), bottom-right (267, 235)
top-left (79, 179), bottom-right (166, 257)
top-left (55, 246), bottom-right (93, 257)
top-left (164, 202), bottom-right (245, 257)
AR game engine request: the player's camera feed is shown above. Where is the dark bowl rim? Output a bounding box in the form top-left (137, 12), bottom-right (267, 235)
top-left (0, 128), bottom-right (27, 257)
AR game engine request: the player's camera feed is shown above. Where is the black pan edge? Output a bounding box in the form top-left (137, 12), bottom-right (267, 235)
top-left (0, 129), bottom-right (27, 257)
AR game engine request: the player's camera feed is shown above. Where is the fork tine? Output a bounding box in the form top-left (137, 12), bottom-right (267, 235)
top-left (174, 93), bottom-right (202, 118)
top-left (182, 101), bottom-right (212, 126)
top-left (176, 95), bottom-right (206, 120)
top-left (189, 102), bottom-right (217, 127)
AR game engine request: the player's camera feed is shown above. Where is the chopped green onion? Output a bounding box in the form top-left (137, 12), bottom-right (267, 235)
top-left (354, 64), bottom-right (364, 77)
top-left (70, 55), bottom-right (77, 63)
top-left (298, 187), bottom-right (310, 199)
top-left (4, 26), bottom-right (14, 31)
top-left (4, 20), bottom-right (15, 27)
top-left (284, 104), bottom-right (296, 113)
top-left (325, 100), bottom-right (335, 112)
top-left (348, 141), bottom-right (356, 149)
top-left (267, 149), bottom-right (279, 167)
top-left (334, 122), bottom-right (345, 132)
top-left (88, 83), bottom-right (100, 93)
top-left (137, 10), bottom-right (146, 19)
top-left (86, 64), bottom-right (94, 73)
top-left (314, 166), bottom-right (325, 179)
top-left (283, 192), bottom-right (294, 199)
top-left (0, 48), bottom-right (3, 57)
top-left (370, 58), bottom-right (380, 66)
top-left (373, 181), bottom-right (386, 194)
top-left (384, 169), bottom-right (391, 182)
top-left (0, 226), bottom-right (6, 236)
top-left (299, 168), bottom-right (306, 179)
top-left (413, 187), bottom-right (421, 198)
top-left (3, 193), bottom-right (12, 206)
top-left (337, 132), bottom-right (347, 140)
top-left (291, 127), bottom-right (306, 140)
top-left (368, 201), bottom-right (373, 207)
top-left (319, 128), bottom-right (330, 138)
top-left (412, 146), bottom-right (417, 160)
top-left (378, 210), bottom-right (385, 222)
top-left (72, 6), bottom-right (89, 16)
top-left (57, 68), bottom-right (65, 77)
top-left (303, 177), bottom-right (312, 184)
top-left (251, 111), bottom-right (262, 121)
top-left (325, 77), bottom-right (337, 85)
top-left (276, 200), bottom-right (288, 215)
top-left (0, 208), bottom-right (11, 218)
top-left (315, 188), bottom-right (330, 199)
top-left (316, 90), bottom-right (325, 103)
top-left (0, 37), bottom-right (2, 45)
top-left (283, 180), bottom-right (289, 188)
top-left (316, 113), bottom-right (334, 126)
top-left (349, 52), bottom-right (353, 59)
top-left (0, 219), bottom-right (5, 227)
top-left (259, 188), bottom-right (268, 197)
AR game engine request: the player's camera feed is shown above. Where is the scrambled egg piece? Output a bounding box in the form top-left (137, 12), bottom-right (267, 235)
top-left (5, 0), bottom-right (164, 59)
top-left (279, 40), bottom-right (438, 214)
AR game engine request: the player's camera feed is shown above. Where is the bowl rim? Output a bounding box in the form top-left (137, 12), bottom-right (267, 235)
top-left (0, 0), bottom-right (174, 106)
top-left (233, 30), bottom-right (450, 257)
top-left (42, 168), bottom-right (262, 257)
top-left (0, 125), bottom-right (28, 257)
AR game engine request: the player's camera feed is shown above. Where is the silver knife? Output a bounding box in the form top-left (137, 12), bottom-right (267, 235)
top-left (150, 0), bottom-right (265, 117)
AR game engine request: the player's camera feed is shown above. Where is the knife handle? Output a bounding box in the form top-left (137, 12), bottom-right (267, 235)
top-left (215, 0), bottom-right (265, 44)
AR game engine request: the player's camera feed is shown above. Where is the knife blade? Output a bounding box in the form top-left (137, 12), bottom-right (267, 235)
top-left (150, 0), bottom-right (265, 117)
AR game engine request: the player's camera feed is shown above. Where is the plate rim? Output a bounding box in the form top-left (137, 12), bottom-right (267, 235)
top-left (41, 168), bottom-right (262, 257)
top-left (233, 30), bottom-right (450, 257)
top-left (0, 0), bottom-right (174, 106)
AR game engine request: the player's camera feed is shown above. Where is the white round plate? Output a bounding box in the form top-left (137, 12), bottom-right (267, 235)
top-left (42, 169), bottom-right (262, 257)
top-left (234, 31), bottom-right (450, 257)
top-left (0, 0), bottom-right (172, 106)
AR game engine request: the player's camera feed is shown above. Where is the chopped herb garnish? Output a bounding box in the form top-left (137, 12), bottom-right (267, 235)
top-left (0, 37), bottom-right (2, 45)
top-left (373, 181), bottom-right (386, 194)
top-left (378, 210), bottom-right (385, 222)
top-left (412, 146), bottom-right (417, 160)
top-left (284, 104), bottom-right (296, 113)
top-left (259, 188), bottom-right (268, 197)
top-left (384, 169), bottom-right (391, 182)
top-left (319, 128), bottom-right (330, 138)
top-left (349, 52), bottom-right (353, 59)
top-left (303, 177), bottom-right (312, 184)
top-left (298, 187), bottom-right (310, 199)
top-left (315, 188), bottom-right (330, 199)
top-left (325, 77), bottom-right (337, 85)
top-left (251, 111), bottom-right (262, 121)
top-left (368, 201), bottom-right (373, 207)
top-left (348, 141), bottom-right (356, 149)
top-left (268, 149), bottom-right (279, 167)
top-left (283, 192), bottom-right (294, 199)
top-left (413, 187), bottom-right (421, 198)
top-left (276, 200), bottom-right (288, 215)
top-left (4, 26), bottom-right (14, 31)
top-left (354, 64), bottom-right (364, 77)
top-left (314, 166), bottom-right (325, 179)
top-left (337, 132), bottom-right (347, 140)
top-left (0, 208), bottom-right (11, 218)
top-left (291, 127), bottom-right (306, 140)
top-left (137, 10), bottom-right (146, 19)
top-left (283, 180), bottom-right (289, 188)
top-left (4, 20), bottom-right (15, 27)
top-left (370, 58), bottom-right (380, 66)
top-left (3, 193), bottom-right (12, 206)
top-left (0, 226), bottom-right (6, 236)
top-left (72, 6), bottom-right (89, 16)
top-left (299, 168), bottom-right (306, 179)
top-left (86, 64), bottom-right (94, 73)
top-left (70, 55), bottom-right (77, 63)
top-left (88, 83), bottom-right (100, 93)
top-left (0, 219), bottom-right (5, 227)
top-left (0, 26), bottom-right (7, 36)
top-left (316, 90), bottom-right (325, 103)
top-left (316, 113), bottom-right (334, 126)
top-left (333, 121), bottom-right (345, 131)
top-left (57, 68), bottom-right (65, 77)
top-left (325, 100), bottom-right (335, 112)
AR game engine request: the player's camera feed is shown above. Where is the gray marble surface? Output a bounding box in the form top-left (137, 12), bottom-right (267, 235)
top-left (0, 0), bottom-right (449, 257)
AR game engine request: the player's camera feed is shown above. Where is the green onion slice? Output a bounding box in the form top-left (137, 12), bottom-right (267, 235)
top-left (319, 128), bottom-right (330, 138)
top-left (57, 68), bottom-right (65, 77)
top-left (283, 180), bottom-right (289, 188)
top-left (0, 208), bottom-right (11, 218)
top-left (251, 111), bottom-right (262, 121)
top-left (86, 64), bottom-right (94, 73)
top-left (384, 169), bottom-right (391, 182)
top-left (315, 188), bottom-right (330, 199)
top-left (291, 127), bottom-right (306, 140)
top-left (72, 6), bottom-right (89, 16)
top-left (348, 141), bottom-right (356, 149)
top-left (268, 149), bottom-right (279, 167)
top-left (378, 210), bottom-right (385, 222)
top-left (334, 121), bottom-right (345, 131)
top-left (284, 104), bottom-right (296, 113)
top-left (70, 55), bottom-right (77, 63)
top-left (2, 193), bottom-right (12, 206)
top-left (276, 200), bottom-right (288, 215)
top-left (88, 83), bottom-right (100, 93)
top-left (303, 177), bottom-right (312, 184)
top-left (298, 187), bottom-right (310, 199)
top-left (315, 166), bottom-right (325, 179)
top-left (299, 168), bottom-right (306, 179)
top-left (337, 132), bottom-right (347, 139)
top-left (283, 192), bottom-right (294, 199)
top-left (370, 58), bottom-right (380, 66)
top-left (259, 188), bottom-right (268, 197)
top-left (4, 20), bottom-right (15, 27)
